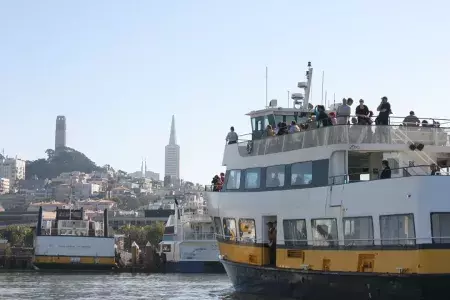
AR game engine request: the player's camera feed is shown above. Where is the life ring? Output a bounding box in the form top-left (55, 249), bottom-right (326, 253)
top-left (246, 141), bottom-right (253, 154)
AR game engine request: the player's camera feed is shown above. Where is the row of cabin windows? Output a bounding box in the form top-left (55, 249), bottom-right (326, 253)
top-left (225, 159), bottom-right (329, 191)
top-left (213, 213), bottom-right (450, 246)
top-left (213, 217), bottom-right (257, 243)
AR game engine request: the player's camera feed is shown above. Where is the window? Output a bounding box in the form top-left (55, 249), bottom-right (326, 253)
top-left (162, 244), bottom-right (172, 252)
top-left (291, 162), bottom-right (313, 186)
top-left (343, 217), bottom-right (374, 246)
top-left (226, 170), bottom-right (241, 190)
top-left (223, 218), bottom-right (237, 241)
top-left (266, 165), bottom-right (285, 188)
top-left (213, 217), bottom-right (223, 236)
top-left (380, 214), bottom-right (415, 245)
top-left (431, 213), bottom-right (450, 243)
top-left (283, 219), bottom-right (307, 246)
top-left (311, 218), bottom-right (338, 246)
top-left (239, 219), bottom-right (256, 243)
top-left (245, 168), bottom-right (261, 189)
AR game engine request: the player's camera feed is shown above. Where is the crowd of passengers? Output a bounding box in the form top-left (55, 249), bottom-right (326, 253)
top-left (224, 96), bottom-right (443, 145)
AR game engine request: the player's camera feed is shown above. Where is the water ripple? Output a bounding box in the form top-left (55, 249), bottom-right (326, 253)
top-left (0, 272), bottom-right (235, 300)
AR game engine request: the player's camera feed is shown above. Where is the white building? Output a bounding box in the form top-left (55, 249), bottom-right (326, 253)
top-left (0, 157), bottom-right (26, 192)
top-left (165, 115), bottom-right (180, 180)
top-left (73, 183), bottom-right (101, 199)
top-left (0, 178), bottom-right (10, 195)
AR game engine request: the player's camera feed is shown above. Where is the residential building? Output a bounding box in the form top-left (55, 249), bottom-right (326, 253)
top-left (76, 199), bottom-right (116, 211)
top-left (54, 184), bottom-right (72, 201)
top-left (27, 201), bottom-right (69, 212)
top-left (0, 178), bottom-right (10, 195)
top-left (0, 157), bottom-right (26, 192)
top-left (164, 115), bottom-right (180, 180)
top-left (73, 183), bottom-right (101, 199)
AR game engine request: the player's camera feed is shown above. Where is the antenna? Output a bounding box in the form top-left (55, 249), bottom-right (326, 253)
top-left (333, 93), bottom-right (336, 107)
top-left (287, 90), bottom-right (290, 108)
top-left (325, 90), bottom-right (328, 108)
top-left (321, 71), bottom-right (324, 105)
top-left (265, 66), bottom-right (268, 107)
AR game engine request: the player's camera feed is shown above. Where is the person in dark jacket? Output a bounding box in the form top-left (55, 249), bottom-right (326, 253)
top-left (380, 160), bottom-right (391, 179)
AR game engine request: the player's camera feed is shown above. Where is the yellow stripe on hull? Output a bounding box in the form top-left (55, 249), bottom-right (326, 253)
top-left (219, 242), bottom-right (269, 266)
top-left (218, 241), bottom-right (450, 274)
top-left (34, 256), bottom-right (115, 265)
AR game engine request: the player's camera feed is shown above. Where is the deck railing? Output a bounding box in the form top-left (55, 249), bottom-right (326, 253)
top-left (329, 164), bottom-right (448, 185)
top-left (183, 232), bottom-right (216, 241)
top-left (234, 117), bottom-right (450, 157)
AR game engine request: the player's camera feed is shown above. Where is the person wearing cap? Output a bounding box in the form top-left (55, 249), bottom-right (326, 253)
top-left (376, 96), bottom-right (391, 125)
top-left (403, 111), bottom-right (420, 127)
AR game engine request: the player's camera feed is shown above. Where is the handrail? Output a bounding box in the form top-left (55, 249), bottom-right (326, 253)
top-left (232, 123), bottom-right (450, 157)
top-left (183, 232), bottom-right (216, 241)
top-left (237, 114), bottom-right (450, 140)
top-left (329, 164), bottom-right (448, 185)
top-left (213, 233), bottom-right (440, 245)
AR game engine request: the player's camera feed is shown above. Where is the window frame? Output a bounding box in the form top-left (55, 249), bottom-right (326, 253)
top-left (238, 218), bottom-right (256, 244)
top-left (310, 218), bottom-right (338, 247)
top-left (290, 161), bottom-right (313, 187)
top-left (222, 217), bottom-right (237, 241)
top-left (342, 216), bottom-right (374, 246)
top-left (226, 169), bottom-right (242, 190)
top-left (244, 168), bottom-right (262, 190)
top-left (430, 212), bottom-right (450, 244)
top-left (282, 219), bottom-right (308, 247)
top-left (265, 164), bottom-right (286, 189)
top-left (379, 213), bottom-right (416, 246)
top-left (213, 217), bottom-right (223, 236)
top-left (162, 244), bottom-right (172, 252)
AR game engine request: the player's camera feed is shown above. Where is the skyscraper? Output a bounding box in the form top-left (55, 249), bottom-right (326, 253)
top-left (55, 115), bottom-right (67, 152)
top-left (165, 115), bottom-right (180, 180)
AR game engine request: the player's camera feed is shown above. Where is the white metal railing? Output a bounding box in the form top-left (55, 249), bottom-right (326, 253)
top-left (183, 232), bottom-right (216, 241)
top-left (236, 124), bottom-right (450, 157)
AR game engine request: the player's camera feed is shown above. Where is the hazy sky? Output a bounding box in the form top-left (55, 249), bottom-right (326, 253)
top-left (1, 0), bottom-right (449, 184)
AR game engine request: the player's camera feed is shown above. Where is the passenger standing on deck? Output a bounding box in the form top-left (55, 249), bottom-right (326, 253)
top-left (336, 99), bottom-right (351, 125)
top-left (226, 126), bottom-right (238, 144)
top-left (376, 97), bottom-right (391, 125)
top-left (380, 160), bottom-right (391, 179)
top-left (267, 222), bottom-right (277, 265)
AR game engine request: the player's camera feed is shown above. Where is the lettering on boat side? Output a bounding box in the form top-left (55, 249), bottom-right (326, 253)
top-left (349, 145), bottom-right (360, 150)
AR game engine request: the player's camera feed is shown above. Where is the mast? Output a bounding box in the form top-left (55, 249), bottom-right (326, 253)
top-left (303, 62), bottom-right (313, 109)
top-left (265, 66), bottom-right (268, 107)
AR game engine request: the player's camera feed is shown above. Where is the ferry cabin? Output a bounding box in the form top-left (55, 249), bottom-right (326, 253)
top-left (158, 193), bottom-right (222, 273)
top-left (33, 207), bottom-right (116, 270)
top-left (206, 106), bottom-right (450, 298)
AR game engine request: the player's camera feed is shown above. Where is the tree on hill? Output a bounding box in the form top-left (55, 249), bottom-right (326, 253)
top-left (26, 146), bottom-right (104, 180)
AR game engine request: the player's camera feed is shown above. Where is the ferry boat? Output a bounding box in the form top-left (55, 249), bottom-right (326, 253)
top-left (33, 206), bottom-right (116, 271)
top-left (206, 62), bottom-right (450, 299)
top-left (158, 192), bottom-right (224, 273)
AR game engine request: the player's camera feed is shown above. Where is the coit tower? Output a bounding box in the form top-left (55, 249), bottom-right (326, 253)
top-left (55, 115), bottom-right (66, 152)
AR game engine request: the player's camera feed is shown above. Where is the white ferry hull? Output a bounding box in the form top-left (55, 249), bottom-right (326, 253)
top-left (33, 236), bottom-right (116, 271)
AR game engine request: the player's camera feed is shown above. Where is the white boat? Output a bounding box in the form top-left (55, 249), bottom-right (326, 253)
top-left (158, 192), bottom-right (224, 273)
top-left (206, 61), bottom-right (450, 299)
top-left (33, 206), bottom-right (116, 271)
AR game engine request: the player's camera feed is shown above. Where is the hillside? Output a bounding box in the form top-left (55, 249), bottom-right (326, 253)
top-left (26, 147), bottom-right (104, 180)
